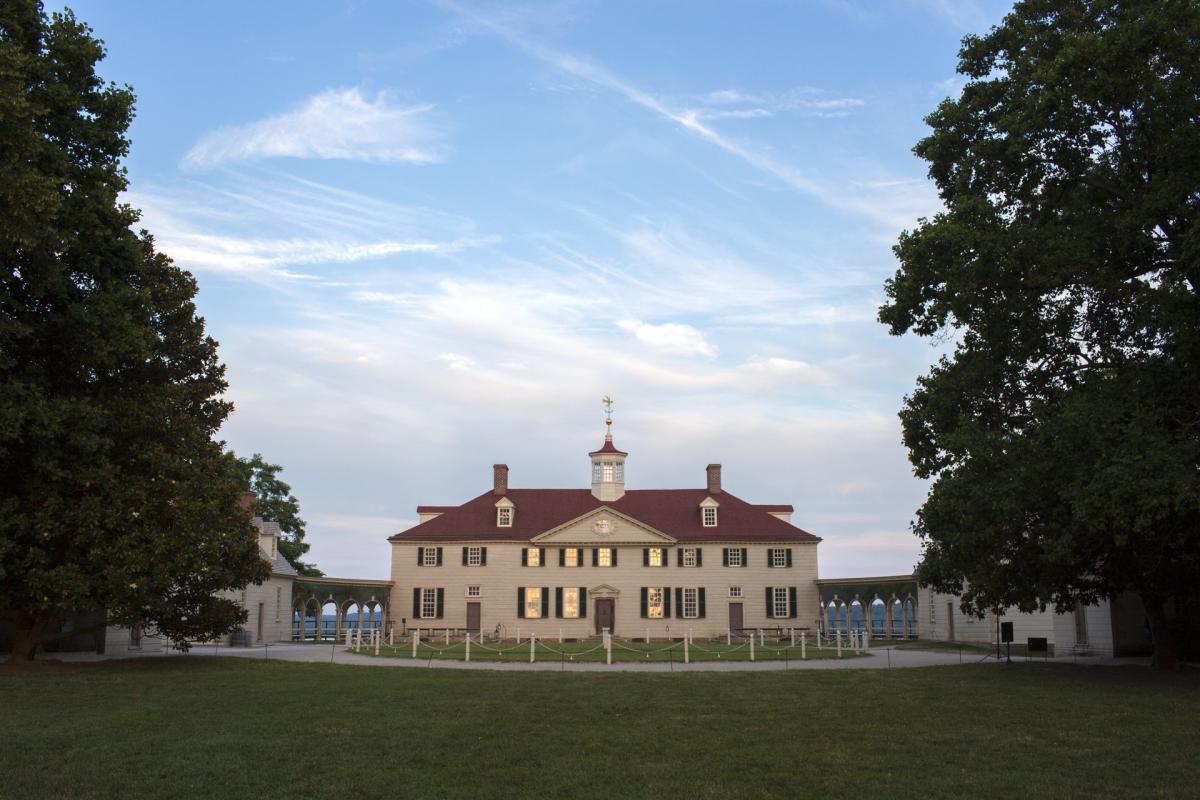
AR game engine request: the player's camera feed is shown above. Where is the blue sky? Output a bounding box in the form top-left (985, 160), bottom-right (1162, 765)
top-left (64, 0), bottom-right (1014, 578)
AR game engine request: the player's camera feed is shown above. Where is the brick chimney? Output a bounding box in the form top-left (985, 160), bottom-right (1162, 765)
top-left (493, 464), bottom-right (509, 496)
top-left (706, 464), bottom-right (722, 495)
top-left (237, 491), bottom-right (256, 512)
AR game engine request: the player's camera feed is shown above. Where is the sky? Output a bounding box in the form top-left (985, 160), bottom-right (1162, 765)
top-left (62, 0), bottom-right (1015, 579)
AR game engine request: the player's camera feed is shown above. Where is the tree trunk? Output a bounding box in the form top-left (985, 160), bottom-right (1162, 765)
top-left (1142, 594), bottom-right (1179, 671)
top-left (5, 614), bottom-right (51, 665)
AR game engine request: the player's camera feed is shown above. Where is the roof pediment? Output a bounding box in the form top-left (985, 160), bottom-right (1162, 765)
top-left (531, 506), bottom-right (676, 544)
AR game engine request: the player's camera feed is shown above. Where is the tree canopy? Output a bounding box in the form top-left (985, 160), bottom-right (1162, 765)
top-left (880, 0), bottom-right (1200, 668)
top-left (226, 452), bottom-right (321, 576)
top-left (0, 1), bottom-right (269, 662)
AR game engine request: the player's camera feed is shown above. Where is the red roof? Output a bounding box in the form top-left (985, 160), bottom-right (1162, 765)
top-left (589, 439), bottom-right (626, 455)
top-left (390, 488), bottom-right (820, 543)
top-left (754, 504), bottom-right (794, 512)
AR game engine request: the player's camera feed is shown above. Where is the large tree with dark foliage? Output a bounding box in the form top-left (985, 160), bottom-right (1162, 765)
top-left (226, 452), bottom-right (322, 576)
top-left (0, 1), bottom-right (268, 663)
top-left (880, 0), bottom-right (1200, 669)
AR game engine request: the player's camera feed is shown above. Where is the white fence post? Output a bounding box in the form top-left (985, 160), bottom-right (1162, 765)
top-left (726, 628), bottom-right (731, 646)
top-left (605, 630), bottom-right (612, 665)
top-left (411, 629), bottom-right (419, 658)
top-left (516, 625), bottom-right (520, 644)
top-left (465, 634), bottom-right (471, 662)
top-left (445, 628), bottom-right (450, 645)
top-left (863, 630), bottom-right (870, 651)
top-left (374, 630), bottom-right (380, 656)
top-left (836, 631), bottom-right (843, 658)
top-left (684, 637), bottom-right (690, 664)
top-left (645, 627), bottom-right (650, 644)
top-left (801, 631), bottom-right (807, 660)
top-left (389, 628), bottom-right (394, 647)
top-left (790, 627), bottom-right (796, 647)
top-left (750, 636), bottom-right (755, 662)
top-left (559, 627), bottom-right (563, 644)
top-left (530, 632), bottom-right (536, 663)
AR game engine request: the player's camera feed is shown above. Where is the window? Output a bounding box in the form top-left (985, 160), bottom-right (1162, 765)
top-left (615, 463), bottom-right (624, 481)
top-left (421, 588), bottom-right (438, 619)
top-left (466, 546), bottom-right (482, 566)
top-left (592, 462), bottom-right (602, 481)
top-left (527, 547), bottom-right (541, 567)
top-left (648, 587), bottom-right (664, 618)
top-left (597, 547), bottom-right (613, 567)
top-left (702, 507), bottom-right (718, 527)
top-left (773, 587), bottom-right (789, 619)
top-left (525, 587), bottom-right (542, 619)
top-left (564, 548), bottom-right (579, 567)
top-left (275, 587), bottom-right (281, 622)
top-left (682, 547), bottom-right (698, 567)
top-left (602, 462), bottom-right (614, 481)
top-left (726, 548), bottom-right (742, 567)
top-left (729, 586), bottom-right (743, 598)
top-left (497, 506), bottom-right (512, 527)
top-left (682, 588), bottom-right (699, 619)
top-left (769, 548), bottom-right (791, 567)
top-left (648, 547), bottom-right (664, 567)
top-left (562, 587), bottom-right (580, 618)
top-left (422, 547), bottom-right (438, 567)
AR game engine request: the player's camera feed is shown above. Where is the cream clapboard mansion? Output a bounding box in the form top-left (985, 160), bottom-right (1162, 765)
top-left (388, 420), bottom-right (821, 639)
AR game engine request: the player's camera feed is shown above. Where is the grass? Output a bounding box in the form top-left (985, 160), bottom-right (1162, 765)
top-left (2, 658), bottom-right (1197, 800)
top-left (364, 637), bottom-right (865, 662)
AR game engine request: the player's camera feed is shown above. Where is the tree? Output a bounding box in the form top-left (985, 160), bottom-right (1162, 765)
top-left (226, 452), bottom-right (322, 576)
top-left (0, 2), bottom-right (269, 663)
top-left (880, 0), bottom-right (1200, 669)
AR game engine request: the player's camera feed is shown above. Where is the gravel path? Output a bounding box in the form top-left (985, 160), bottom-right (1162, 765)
top-left (29, 641), bottom-right (1126, 672)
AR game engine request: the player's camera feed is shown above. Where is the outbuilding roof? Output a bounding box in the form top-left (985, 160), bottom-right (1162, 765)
top-left (389, 488), bottom-right (820, 543)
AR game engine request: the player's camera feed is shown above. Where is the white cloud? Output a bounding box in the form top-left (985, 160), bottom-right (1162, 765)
top-left (183, 88), bottom-right (443, 168)
top-left (616, 319), bottom-right (717, 357)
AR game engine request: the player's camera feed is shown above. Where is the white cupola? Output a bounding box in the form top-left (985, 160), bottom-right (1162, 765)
top-left (590, 397), bottom-right (627, 501)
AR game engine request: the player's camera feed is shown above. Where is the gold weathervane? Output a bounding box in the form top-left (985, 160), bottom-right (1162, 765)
top-left (602, 395), bottom-right (614, 427)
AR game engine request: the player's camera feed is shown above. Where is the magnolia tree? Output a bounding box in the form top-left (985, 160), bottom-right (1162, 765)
top-left (0, 2), bottom-right (269, 662)
top-left (881, 0), bottom-right (1200, 668)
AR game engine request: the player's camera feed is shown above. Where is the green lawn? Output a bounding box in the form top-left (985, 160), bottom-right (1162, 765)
top-left (365, 637), bottom-right (865, 662)
top-left (2, 658), bottom-right (1197, 800)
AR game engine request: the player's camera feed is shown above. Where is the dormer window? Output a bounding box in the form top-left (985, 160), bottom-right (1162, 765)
top-left (497, 507), bottom-right (512, 527)
top-left (702, 507), bottom-right (717, 527)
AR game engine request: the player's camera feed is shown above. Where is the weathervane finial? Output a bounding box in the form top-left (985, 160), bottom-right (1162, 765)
top-left (602, 395), bottom-right (614, 428)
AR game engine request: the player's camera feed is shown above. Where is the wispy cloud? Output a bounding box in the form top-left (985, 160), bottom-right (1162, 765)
top-left (183, 88), bottom-right (443, 169)
top-left (439, 1), bottom-right (937, 230)
top-left (696, 87), bottom-right (865, 119)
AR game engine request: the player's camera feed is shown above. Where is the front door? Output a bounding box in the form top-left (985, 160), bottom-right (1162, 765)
top-left (466, 602), bottom-right (481, 632)
top-left (595, 598), bottom-right (615, 635)
top-left (729, 602), bottom-right (744, 633)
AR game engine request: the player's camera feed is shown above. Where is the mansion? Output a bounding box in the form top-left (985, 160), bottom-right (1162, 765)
top-left (389, 424), bottom-right (820, 639)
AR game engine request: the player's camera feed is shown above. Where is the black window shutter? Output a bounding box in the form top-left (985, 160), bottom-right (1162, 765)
top-left (436, 547), bottom-right (443, 566)
top-left (541, 587), bottom-right (549, 618)
top-left (786, 548), bottom-right (793, 567)
top-left (522, 548), bottom-right (529, 567)
top-left (436, 588), bottom-right (444, 619)
top-left (518, 587), bottom-right (526, 618)
top-left (664, 587), bottom-right (672, 617)
top-left (555, 587), bottom-right (563, 618)
top-left (412, 588), bottom-right (420, 618)
top-left (417, 546), bottom-right (424, 565)
top-left (558, 548), bottom-right (564, 566)
top-left (677, 548), bottom-right (683, 566)
top-left (661, 548), bottom-right (668, 568)
top-left (577, 549), bottom-right (584, 567)
top-left (698, 588), bottom-right (706, 618)
top-left (767, 548), bottom-right (776, 568)
top-left (592, 548), bottom-right (598, 567)
top-left (640, 587), bottom-right (648, 618)
top-left (612, 549), bottom-right (618, 567)
top-left (579, 588), bottom-right (587, 617)
top-left (675, 587), bottom-right (684, 618)
top-left (789, 587), bottom-right (798, 618)
top-left (539, 548), bottom-right (546, 566)
top-left (765, 587), bottom-right (774, 618)
top-left (741, 548), bottom-right (748, 566)
top-left (462, 547), bottom-right (468, 566)
top-left (696, 548), bottom-right (703, 567)
top-left (481, 547), bottom-right (488, 566)
top-left (722, 548), bottom-right (729, 567)
top-left (643, 548), bottom-right (649, 567)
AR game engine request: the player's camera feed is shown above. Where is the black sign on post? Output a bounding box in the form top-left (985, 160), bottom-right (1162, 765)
top-left (1001, 621), bottom-right (1014, 642)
